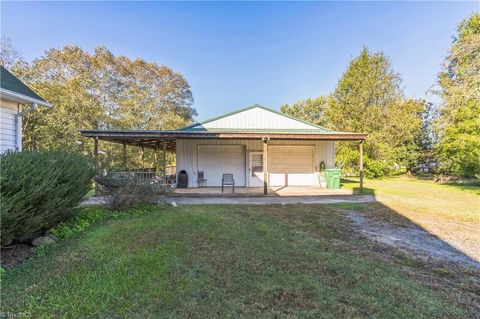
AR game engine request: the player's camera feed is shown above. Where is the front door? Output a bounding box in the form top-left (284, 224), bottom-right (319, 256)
top-left (249, 152), bottom-right (264, 187)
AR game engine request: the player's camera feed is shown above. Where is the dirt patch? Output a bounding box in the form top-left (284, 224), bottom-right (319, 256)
top-left (1, 244), bottom-right (35, 268)
top-left (342, 210), bottom-right (480, 269)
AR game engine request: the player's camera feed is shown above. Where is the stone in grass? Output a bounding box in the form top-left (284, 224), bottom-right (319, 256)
top-left (31, 235), bottom-right (57, 247)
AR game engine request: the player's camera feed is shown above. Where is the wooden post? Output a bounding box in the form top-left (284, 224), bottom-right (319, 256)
top-left (94, 137), bottom-right (99, 195)
top-left (141, 146), bottom-right (145, 169)
top-left (163, 139), bottom-right (167, 185)
top-left (359, 141), bottom-right (364, 193)
top-left (123, 142), bottom-right (127, 171)
top-left (154, 146), bottom-right (158, 174)
top-left (263, 138), bottom-right (268, 195)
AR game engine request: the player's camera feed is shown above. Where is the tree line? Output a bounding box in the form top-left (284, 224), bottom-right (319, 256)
top-left (281, 13), bottom-right (479, 178)
top-left (1, 43), bottom-right (196, 169)
top-left (1, 13), bottom-right (478, 177)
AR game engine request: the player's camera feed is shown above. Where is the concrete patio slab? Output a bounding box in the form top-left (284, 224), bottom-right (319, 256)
top-left (166, 194), bottom-right (375, 205)
top-left (172, 186), bottom-right (354, 197)
top-left (82, 194), bottom-right (375, 206)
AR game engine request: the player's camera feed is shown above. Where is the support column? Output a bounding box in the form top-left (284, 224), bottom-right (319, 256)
top-left (94, 137), bottom-right (99, 195)
top-left (263, 138), bottom-right (269, 195)
top-left (141, 146), bottom-right (145, 169)
top-left (359, 141), bottom-right (364, 193)
top-left (123, 142), bottom-right (127, 171)
top-left (163, 139), bottom-right (167, 185)
top-left (154, 146), bottom-right (158, 175)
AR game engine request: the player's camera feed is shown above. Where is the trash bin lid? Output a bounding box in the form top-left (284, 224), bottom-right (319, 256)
top-left (325, 168), bottom-right (342, 173)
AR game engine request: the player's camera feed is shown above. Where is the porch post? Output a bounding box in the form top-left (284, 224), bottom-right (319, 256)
top-left (94, 137), bottom-right (99, 195)
top-left (154, 146), bottom-right (158, 174)
top-left (141, 146), bottom-right (145, 169)
top-left (163, 138), bottom-right (167, 185)
top-left (359, 141), bottom-right (364, 193)
top-left (123, 142), bottom-right (127, 171)
top-left (263, 138), bottom-right (268, 195)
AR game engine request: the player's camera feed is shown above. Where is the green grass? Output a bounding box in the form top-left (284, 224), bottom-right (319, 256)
top-left (1, 204), bottom-right (474, 318)
top-left (342, 176), bottom-right (480, 223)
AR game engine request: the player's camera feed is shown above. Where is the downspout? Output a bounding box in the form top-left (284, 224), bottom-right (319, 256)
top-left (14, 102), bottom-right (38, 151)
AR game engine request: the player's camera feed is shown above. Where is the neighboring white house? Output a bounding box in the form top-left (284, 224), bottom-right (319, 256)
top-left (0, 66), bottom-right (51, 152)
top-left (81, 104), bottom-right (367, 193)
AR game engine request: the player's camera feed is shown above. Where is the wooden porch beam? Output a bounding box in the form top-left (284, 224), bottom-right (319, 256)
top-left (154, 146), bottom-right (158, 173)
top-left (359, 141), bottom-right (364, 193)
top-left (94, 137), bottom-right (99, 195)
top-left (163, 138), bottom-right (167, 185)
top-left (263, 138), bottom-right (269, 195)
top-left (123, 142), bottom-right (127, 171)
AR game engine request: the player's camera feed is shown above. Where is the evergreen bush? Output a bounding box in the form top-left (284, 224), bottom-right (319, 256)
top-left (0, 150), bottom-right (94, 246)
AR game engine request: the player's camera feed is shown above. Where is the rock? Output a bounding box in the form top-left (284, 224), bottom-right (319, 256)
top-left (31, 236), bottom-right (56, 247)
top-left (45, 233), bottom-right (59, 242)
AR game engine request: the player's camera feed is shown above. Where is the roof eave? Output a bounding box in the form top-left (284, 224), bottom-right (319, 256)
top-left (80, 129), bottom-right (367, 141)
top-left (0, 88), bottom-right (52, 108)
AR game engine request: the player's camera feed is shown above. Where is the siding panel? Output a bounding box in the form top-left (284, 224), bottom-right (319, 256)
top-left (0, 100), bottom-right (19, 152)
top-left (176, 139), bottom-right (335, 188)
top-left (202, 107), bottom-right (318, 130)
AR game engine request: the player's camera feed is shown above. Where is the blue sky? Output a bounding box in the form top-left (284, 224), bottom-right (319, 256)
top-left (2, 1), bottom-right (478, 120)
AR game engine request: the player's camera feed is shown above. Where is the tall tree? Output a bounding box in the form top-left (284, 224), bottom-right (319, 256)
top-left (13, 45), bottom-right (196, 168)
top-left (436, 13), bottom-right (480, 176)
top-left (280, 96), bottom-right (332, 128)
top-left (327, 47), bottom-right (402, 133)
top-left (0, 36), bottom-right (24, 69)
top-left (283, 48), bottom-right (427, 177)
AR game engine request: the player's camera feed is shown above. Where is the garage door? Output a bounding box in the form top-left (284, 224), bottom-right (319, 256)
top-left (198, 145), bottom-right (246, 186)
top-left (268, 145), bottom-right (315, 186)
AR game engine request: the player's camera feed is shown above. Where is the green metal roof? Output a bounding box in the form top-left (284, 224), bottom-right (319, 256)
top-left (177, 104), bottom-right (336, 133)
top-left (0, 66), bottom-right (48, 103)
top-left (176, 128), bottom-right (348, 134)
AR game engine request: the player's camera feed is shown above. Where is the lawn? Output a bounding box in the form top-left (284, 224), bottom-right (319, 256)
top-left (2, 200), bottom-right (479, 318)
top-left (342, 176), bottom-right (480, 261)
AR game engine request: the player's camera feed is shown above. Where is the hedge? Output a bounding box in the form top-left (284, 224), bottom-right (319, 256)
top-left (0, 150), bottom-right (95, 246)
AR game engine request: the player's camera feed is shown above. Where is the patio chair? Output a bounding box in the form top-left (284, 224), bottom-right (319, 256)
top-left (222, 173), bottom-right (235, 193)
top-left (197, 171), bottom-right (207, 187)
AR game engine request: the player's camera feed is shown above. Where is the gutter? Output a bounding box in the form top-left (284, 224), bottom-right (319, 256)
top-left (0, 88), bottom-right (52, 108)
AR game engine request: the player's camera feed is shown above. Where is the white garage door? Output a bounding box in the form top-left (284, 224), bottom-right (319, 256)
top-left (268, 145), bottom-right (315, 186)
top-left (198, 145), bottom-right (246, 186)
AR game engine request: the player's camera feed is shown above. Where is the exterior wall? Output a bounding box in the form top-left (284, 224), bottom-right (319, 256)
top-left (176, 138), bottom-right (335, 188)
top-left (200, 107), bottom-right (318, 130)
top-left (0, 98), bottom-right (21, 152)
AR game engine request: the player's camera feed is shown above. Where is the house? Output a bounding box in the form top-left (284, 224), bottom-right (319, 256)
top-left (81, 104), bottom-right (367, 194)
top-left (0, 66), bottom-right (51, 152)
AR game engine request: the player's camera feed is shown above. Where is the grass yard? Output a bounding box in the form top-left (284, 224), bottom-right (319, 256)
top-left (342, 176), bottom-right (480, 261)
top-left (2, 200), bottom-right (479, 318)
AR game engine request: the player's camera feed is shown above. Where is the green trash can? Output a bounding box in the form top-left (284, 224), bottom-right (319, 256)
top-left (325, 169), bottom-right (341, 189)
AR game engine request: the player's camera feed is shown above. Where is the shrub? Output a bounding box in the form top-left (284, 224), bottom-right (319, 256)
top-left (364, 158), bottom-right (392, 178)
top-left (49, 207), bottom-right (110, 241)
top-left (96, 175), bottom-right (168, 211)
top-left (0, 150), bottom-right (95, 246)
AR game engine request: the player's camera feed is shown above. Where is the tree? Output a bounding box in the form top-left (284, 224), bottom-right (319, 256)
top-left (436, 13), bottom-right (480, 176)
top-left (283, 47), bottom-right (428, 177)
top-left (12, 45), bottom-right (196, 169)
top-left (280, 96), bottom-right (332, 128)
top-left (384, 99), bottom-right (429, 175)
top-left (0, 36), bottom-right (24, 69)
top-left (327, 47), bottom-right (411, 176)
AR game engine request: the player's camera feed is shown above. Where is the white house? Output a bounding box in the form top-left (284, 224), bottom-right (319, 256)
top-left (0, 66), bottom-right (51, 152)
top-left (81, 104), bottom-right (367, 194)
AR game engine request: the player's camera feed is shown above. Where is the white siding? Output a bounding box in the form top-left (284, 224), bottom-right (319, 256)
top-left (198, 106), bottom-right (318, 130)
top-left (0, 99), bottom-right (20, 152)
top-left (176, 139), bottom-right (335, 188)
top-left (198, 145), bottom-right (246, 186)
